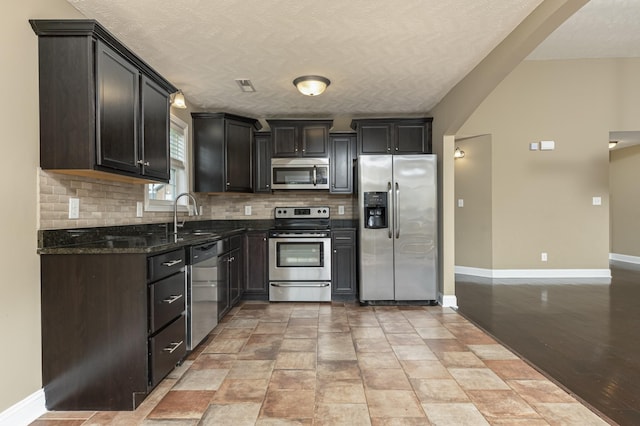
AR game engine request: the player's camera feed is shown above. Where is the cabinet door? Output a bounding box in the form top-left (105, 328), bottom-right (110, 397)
top-left (226, 120), bottom-right (253, 192)
top-left (217, 252), bottom-right (230, 321)
top-left (330, 135), bottom-right (354, 194)
top-left (254, 133), bottom-right (272, 193)
top-left (331, 230), bottom-right (357, 298)
top-left (140, 76), bottom-right (170, 181)
top-left (272, 125), bottom-right (298, 157)
top-left (230, 247), bottom-right (242, 306)
top-left (192, 117), bottom-right (225, 192)
top-left (395, 123), bottom-right (427, 154)
top-left (301, 124), bottom-right (329, 157)
top-left (244, 232), bottom-right (268, 298)
top-left (96, 42), bottom-right (140, 174)
top-left (358, 124), bottom-right (391, 154)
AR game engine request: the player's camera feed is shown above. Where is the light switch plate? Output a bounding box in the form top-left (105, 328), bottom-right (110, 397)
top-left (529, 142), bottom-right (539, 151)
top-left (540, 140), bottom-right (555, 151)
top-left (338, 205), bottom-right (345, 215)
top-left (592, 196), bottom-right (602, 206)
top-left (244, 205), bottom-right (252, 216)
top-left (457, 199), bottom-right (464, 208)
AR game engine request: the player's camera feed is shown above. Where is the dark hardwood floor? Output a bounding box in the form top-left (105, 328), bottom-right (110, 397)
top-left (456, 261), bottom-right (640, 426)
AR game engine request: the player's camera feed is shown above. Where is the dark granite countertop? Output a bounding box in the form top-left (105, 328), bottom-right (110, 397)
top-left (38, 220), bottom-right (274, 255)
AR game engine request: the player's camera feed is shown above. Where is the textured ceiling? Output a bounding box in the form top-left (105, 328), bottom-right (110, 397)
top-left (67, 0), bottom-right (543, 121)
top-left (530, 0), bottom-right (640, 60)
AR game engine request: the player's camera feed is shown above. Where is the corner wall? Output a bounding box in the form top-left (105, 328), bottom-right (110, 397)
top-left (454, 135), bottom-right (493, 269)
top-left (0, 0), bottom-right (84, 412)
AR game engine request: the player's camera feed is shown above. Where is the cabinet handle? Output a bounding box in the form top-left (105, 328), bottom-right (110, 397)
top-left (163, 341), bottom-right (183, 354)
top-left (226, 182), bottom-right (230, 186)
top-left (266, 184), bottom-right (270, 188)
top-left (137, 160), bottom-right (150, 166)
top-left (334, 249), bottom-right (337, 253)
top-left (395, 147), bottom-right (399, 151)
top-left (162, 294), bottom-right (183, 304)
top-left (263, 237), bottom-right (267, 241)
top-left (335, 237), bottom-right (351, 240)
top-left (161, 259), bottom-right (183, 267)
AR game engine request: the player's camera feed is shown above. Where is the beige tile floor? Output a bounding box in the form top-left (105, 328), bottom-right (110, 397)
top-left (33, 302), bottom-right (610, 425)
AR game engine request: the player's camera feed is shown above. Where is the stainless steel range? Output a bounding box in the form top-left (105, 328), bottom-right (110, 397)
top-left (268, 206), bottom-right (331, 302)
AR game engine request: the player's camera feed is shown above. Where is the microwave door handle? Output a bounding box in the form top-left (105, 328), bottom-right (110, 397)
top-left (313, 165), bottom-right (317, 186)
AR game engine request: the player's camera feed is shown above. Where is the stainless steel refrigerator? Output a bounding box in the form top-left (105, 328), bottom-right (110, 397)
top-left (358, 155), bottom-right (438, 302)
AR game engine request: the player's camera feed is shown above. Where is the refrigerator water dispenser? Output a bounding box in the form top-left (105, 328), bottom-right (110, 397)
top-left (364, 192), bottom-right (388, 229)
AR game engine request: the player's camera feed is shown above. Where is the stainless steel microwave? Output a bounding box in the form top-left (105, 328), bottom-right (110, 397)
top-left (271, 158), bottom-right (330, 190)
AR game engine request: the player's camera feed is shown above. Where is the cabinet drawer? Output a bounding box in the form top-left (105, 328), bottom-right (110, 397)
top-left (149, 272), bottom-right (186, 334)
top-left (332, 230), bottom-right (355, 243)
top-left (148, 248), bottom-right (186, 282)
top-left (149, 315), bottom-right (186, 387)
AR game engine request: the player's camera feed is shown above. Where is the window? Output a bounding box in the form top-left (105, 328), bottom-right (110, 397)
top-left (145, 114), bottom-right (190, 211)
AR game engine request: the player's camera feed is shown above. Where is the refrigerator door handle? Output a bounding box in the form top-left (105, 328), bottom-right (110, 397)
top-left (387, 181), bottom-right (393, 239)
top-left (395, 182), bottom-right (400, 238)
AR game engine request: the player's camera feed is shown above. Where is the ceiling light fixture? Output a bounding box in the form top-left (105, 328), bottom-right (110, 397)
top-left (170, 90), bottom-right (187, 109)
top-left (454, 147), bottom-right (465, 159)
top-left (609, 140), bottom-right (618, 149)
top-left (293, 75), bottom-right (330, 96)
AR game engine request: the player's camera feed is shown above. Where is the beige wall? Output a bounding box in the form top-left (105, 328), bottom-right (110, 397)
top-left (454, 135), bottom-right (493, 269)
top-left (457, 58), bottom-right (640, 270)
top-left (610, 145), bottom-right (640, 257)
top-left (0, 0), bottom-right (85, 412)
top-left (430, 0), bottom-right (588, 297)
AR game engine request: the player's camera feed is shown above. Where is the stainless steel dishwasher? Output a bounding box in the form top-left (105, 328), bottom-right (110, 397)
top-left (187, 241), bottom-right (219, 351)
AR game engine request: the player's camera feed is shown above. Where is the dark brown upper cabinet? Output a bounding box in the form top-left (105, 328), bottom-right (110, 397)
top-left (254, 132), bottom-right (272, 193)
top-left (329, 132), bottom-right (356, 194)
top-left (30, 20), bottom-right (176, 183)
top-left (351, 118), bottom-right (433, 155)
top-left (267, 119), bottom-right (332, 158)
top-left (191, 113), bottom-right (261, 193)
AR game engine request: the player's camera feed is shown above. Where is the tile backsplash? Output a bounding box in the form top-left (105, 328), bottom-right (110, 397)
top-left (39, 169), bottom-right (355, 230)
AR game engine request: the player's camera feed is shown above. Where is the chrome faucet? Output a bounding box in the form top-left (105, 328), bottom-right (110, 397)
top-left (173, 192), bottom-right (200, 235)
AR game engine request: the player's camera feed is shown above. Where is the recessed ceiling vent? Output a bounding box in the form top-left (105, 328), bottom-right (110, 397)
top-left (235, 79), bottom-right (256, 92)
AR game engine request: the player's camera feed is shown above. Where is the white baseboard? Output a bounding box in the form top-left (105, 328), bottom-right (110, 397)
top-left (0, 389), bottom-right (46, 426)
top-left (439, 293), bottom-right (458, 308)
top-left (455, 265), bottom-right (611, 279)
top-left (610, 253), bottom-right (640, 265)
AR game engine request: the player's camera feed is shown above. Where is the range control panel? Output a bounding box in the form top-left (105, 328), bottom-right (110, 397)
top-left (274, 206), bottom-right (330, 219)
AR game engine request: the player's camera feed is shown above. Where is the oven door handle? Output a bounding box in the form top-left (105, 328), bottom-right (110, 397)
top-left (270, 282), bottom-right (331, 288)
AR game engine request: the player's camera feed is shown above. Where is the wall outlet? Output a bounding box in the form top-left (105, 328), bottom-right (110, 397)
top-left (136, 201), bottom-right (143, 217)
top-left (592, 196), bottom-right (602, 206)
top-left (541, 252), bottom-right (548, 262)
top-left (338, 205), bottom-right (345, 215)
top-left (244, 205), bottom-right (252, 216)
top-left (540, 140), bottom-right (555, 151)
top-left (68, 198), bottom-right (79, 219)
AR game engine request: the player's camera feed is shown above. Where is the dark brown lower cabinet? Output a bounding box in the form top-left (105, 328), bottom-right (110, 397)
top-left (244, 231), bottom-right (269, 299)
top-left (40, 249), bottom-right (187, 411)
top-left (331, 229), bottom-right (357, 300)
top-left (218, 235), bottom-right (244, 320)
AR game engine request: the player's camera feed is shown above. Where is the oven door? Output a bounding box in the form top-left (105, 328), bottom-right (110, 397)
top-left (268, 236), bottom-right (331, 281)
